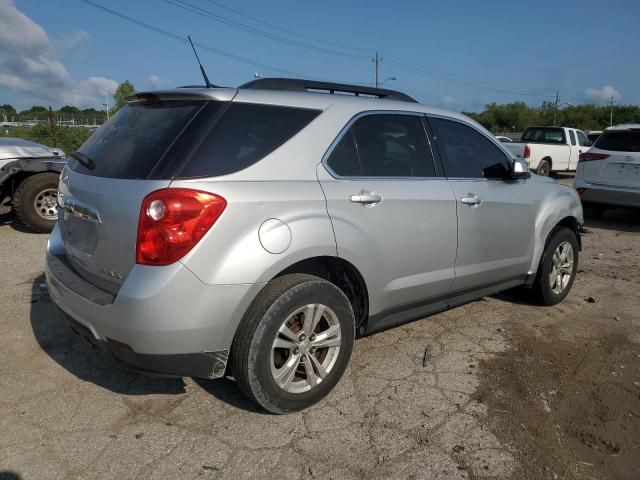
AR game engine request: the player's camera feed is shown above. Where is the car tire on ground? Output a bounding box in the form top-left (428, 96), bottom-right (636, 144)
top-left (530, 226), bottom-right (579, 306)
top-left (13, 173), bottom-right (60, 233)
top-left (536, 159), bottom-right (551, 177)
top-left (231, 273), bottom-right (355, 414)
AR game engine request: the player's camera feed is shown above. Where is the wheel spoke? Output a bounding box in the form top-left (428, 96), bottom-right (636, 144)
top-left (273, 353), bottom-right (300, 389)
top-left (308, 353), bottom-right (328, 379)
top-left (278, 324), bottom-right (299, 342)
top-left (274, 337), bottom-right (297, 350)
top-left (302, 304), bottom-right (325, 336)
top-left (304, 358), bottom-right (321, 386)
top-left (312, 324), bottom-right (340, 344)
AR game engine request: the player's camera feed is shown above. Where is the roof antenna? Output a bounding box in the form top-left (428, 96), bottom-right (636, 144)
top-left (187, 35), bottom-right (213, 88)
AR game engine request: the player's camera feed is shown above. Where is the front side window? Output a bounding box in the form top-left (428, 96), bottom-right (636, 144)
top-left (569, 130), bottom-right (577, 145)
top-left (429, 117), bottom-right (511, 179)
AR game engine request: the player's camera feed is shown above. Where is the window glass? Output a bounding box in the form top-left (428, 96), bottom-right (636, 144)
top-left (577, 131), bottom-right (590, 146)
top-left (72, 100), bottom-right (205, 179)
top-left (593, 130), bottom-right (640, 152)
top-left (177, 103), bottom-right (320, 178)
top-left (350, 114), bottom-right (435, 177)
top-left (326, 131), bottom-right (361, 176)
top-left (569, 130), bottom-right (576, 145)
top-left (521, 127), bottom-right (566, 144)
top-left (429, 117), bottom-right (511, 179)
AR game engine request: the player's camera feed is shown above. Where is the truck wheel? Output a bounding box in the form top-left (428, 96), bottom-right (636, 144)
top-left (530, 227), bottom-right (579, 306)
top-left (13, 173), bottom-right (60, 233)
top-left (231, 274), bottom-right (355, 414)
top-left (536, 159), bottom-right (551, 177)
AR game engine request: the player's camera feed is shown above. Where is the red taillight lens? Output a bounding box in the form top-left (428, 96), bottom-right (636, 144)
top-left (523, 144), bottom-right (531, 159)
top-left (136, 188), bottom-right (226, 266)
top-left (576, 187), bottom-right (587, 196)
top-left (579, 152), bottom-right (610, 162)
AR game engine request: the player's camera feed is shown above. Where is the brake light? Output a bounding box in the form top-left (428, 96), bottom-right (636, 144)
top-left (523, 144), bottom-right (531, 159)
top-left (579, 152), bottom-right (610, 162)
top-left (136, 188), bottom-right (226, 266)
top-left (576, 188), bottom-right (587, 196)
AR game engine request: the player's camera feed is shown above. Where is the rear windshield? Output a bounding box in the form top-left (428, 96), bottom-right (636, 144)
top-left (72, 100), bottom-right (205, 179)
top-left (521, 127), bottom-right (566, 144)
top-left (71, 99), bottom-right (320, 179)
top-left (593, 130), bottom-right (640, 152)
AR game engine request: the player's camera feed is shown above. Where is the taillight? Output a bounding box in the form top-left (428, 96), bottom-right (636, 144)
top-left (579, 152), bottom-right (610, 162)
top-left (523, 144), bottom-right (531, 159)
top-left (136, 188), bottom-right (226, 266)
top-left (576, 188), bottom-right (587, 196)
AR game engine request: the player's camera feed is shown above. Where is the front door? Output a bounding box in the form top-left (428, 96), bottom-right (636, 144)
top-left (427, 116), bottom-right (536, 291)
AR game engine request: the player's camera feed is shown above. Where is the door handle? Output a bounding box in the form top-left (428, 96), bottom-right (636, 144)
top-left (350, 190), bottom-right (383, 204)
top-left (460, 194), bottom-right (482, 206)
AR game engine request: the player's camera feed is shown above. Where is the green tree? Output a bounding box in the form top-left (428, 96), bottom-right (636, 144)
top-left (113, 80), bottom-right (135, 111)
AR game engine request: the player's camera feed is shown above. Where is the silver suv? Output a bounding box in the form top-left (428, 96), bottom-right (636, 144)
top-left (46, 79), bottom-right (583, 413)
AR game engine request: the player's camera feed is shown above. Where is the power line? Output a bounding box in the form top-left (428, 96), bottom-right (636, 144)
top-left (163, 0), bottom-right (369, 60)
top-left (78, 0), bottom-right (305, 76)
top-left (384, 58), bottom-right (557, 98)
top-left (201, 0), bottom-right (371, 54)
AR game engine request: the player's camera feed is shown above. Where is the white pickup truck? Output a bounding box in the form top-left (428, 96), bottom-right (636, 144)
top-left (503, 126), bottom-right (591, 176)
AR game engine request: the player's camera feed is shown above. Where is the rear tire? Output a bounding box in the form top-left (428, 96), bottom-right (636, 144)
top-left (13, 173), bottom-right (60, 233)
top-left (530, 227), bottom-right (579, 306)
top-left (231, 274), bottom-right (355, 414)
top-left (536, 159), bottom-right (551, 177)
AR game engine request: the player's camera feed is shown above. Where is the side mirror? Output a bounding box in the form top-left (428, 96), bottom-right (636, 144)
top-left (511, 157), bottom-right (530, 179)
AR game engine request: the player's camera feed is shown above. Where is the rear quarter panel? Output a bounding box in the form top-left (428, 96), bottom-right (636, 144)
top-left (170, 180), bottom-right (337, 285)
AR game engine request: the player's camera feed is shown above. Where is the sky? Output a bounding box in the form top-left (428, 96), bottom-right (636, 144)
top-left (1, 0), bottom-right (639, 113)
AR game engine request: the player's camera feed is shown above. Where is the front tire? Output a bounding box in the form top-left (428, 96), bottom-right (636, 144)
top-left (231, 274), bottom-right (355, 414)
top-left (530, 227), bottom-right (579, 306)
top-left (13, 173), bottom-right (60, 232)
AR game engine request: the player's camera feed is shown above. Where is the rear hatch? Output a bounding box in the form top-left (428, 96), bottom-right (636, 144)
top-left (57, 90), bottom-right (234, 292)
top-left (582, 128), bottom-right (640, 188)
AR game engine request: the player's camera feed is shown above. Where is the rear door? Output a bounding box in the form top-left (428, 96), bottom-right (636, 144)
top-left (567, 129), bottom-right (580, 170)
top-left (427, 116), bottom-right (535, 291)
top-left (582, 128), bottom-right (640, 188)
top-left (319, 112), bottom-right (458, 318)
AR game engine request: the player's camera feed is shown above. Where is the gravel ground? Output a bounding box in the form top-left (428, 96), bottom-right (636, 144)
top-left (1, 180), bottom-right (638, 479)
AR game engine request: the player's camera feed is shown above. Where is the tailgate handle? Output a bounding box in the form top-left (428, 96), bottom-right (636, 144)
top-left (58, 194), bottom-right (102, 223)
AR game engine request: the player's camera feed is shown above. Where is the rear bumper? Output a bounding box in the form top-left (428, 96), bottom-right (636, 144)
top-left (578, 185), bottom-right (640, 208)
top-left (45, 225), bottom-right (263, 378)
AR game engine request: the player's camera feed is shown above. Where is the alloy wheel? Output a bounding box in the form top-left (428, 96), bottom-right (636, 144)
top-left (549, 241), bottom-right (574, 294)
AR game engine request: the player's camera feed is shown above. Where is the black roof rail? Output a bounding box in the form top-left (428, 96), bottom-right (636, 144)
top-left (239, 78), bottom-right (417, 103)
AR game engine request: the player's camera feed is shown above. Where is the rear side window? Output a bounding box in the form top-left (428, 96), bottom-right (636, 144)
top-left (72, 100), bottom-right (205, 179)
top-left (593, 130), bottom-right (640, 152)
top-left (326, 114), bottom-right (436, 177)
top-left (569, 130), bottom-right (576, 145)
top-left (521, 127), bottom-right (566, 144)
top-left (429, 117), bottom-right (511, 179)
top-left (577, 131), bottom-right (590, 146)
top-left (177, 103), bottom-right (320, 178)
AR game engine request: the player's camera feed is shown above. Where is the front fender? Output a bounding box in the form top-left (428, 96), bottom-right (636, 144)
top-left (528, 182), bottom-right (583, 275)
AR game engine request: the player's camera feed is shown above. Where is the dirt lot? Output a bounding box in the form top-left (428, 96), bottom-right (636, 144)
top-left (1, 183), bottom-right (639, 479)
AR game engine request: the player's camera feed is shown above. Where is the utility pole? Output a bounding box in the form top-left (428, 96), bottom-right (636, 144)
top-left (553, 90), bottom-right (559, 126)
top-left (373, 52), bottom-right (381, 88)
top-left (105, 88), bottom-right (110, 120)
top-left (609, 96), bottom-right (615, 126)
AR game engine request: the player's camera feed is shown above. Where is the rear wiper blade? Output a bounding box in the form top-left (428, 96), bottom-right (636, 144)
top-left (71, 151), bottom-right (96, 170)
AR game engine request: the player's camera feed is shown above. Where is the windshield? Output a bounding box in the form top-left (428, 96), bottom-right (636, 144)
top-left (593, 130), bottom-right (640, 152)
top-left (521, 127), bottom-right (566, 144)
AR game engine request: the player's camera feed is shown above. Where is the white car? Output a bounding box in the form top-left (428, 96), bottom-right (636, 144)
top-left (503, 126), bottom-right (590, 176)
top-left (574, 124), bottom-right (640, 216)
